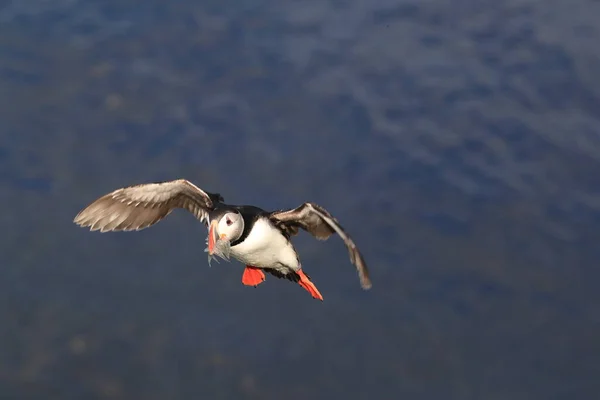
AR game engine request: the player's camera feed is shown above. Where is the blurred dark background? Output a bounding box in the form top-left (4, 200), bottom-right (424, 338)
top-left (1, 0), bottom-right (599, 399)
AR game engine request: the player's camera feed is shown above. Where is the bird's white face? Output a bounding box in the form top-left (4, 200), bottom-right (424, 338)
top-left (207, 212), bottom-right (244, 260)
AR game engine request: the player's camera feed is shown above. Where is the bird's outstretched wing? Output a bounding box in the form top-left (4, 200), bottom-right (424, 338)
top-left (74, 179), bottom-right (223, 232)
top-left (269, 202), bottom-right (371, 289)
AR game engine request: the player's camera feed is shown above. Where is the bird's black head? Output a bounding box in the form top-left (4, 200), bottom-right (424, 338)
top-left (206, 206), bottom-right (244, 258)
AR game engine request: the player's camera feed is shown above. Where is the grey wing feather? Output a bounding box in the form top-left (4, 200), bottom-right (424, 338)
top-left (73, 179), bottom-right (219, 232)
top-left (270, 202), bottom-right (372, 290)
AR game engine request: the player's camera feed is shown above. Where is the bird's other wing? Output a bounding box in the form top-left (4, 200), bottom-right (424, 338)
top-left (74, 179), bottom-right (221, 232)
top-left (269, 202), bottom-right (371, 289)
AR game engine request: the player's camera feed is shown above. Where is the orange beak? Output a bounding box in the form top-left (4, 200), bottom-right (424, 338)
top-left (208, 220), bottom-right (218, 256)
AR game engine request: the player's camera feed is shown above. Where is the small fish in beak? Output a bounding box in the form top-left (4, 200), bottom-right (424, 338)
top-left (205, 220), bottom-right (232, 266)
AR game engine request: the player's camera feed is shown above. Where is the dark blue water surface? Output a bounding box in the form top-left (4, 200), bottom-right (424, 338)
top-left (1, 0), bottom-right (599, 399)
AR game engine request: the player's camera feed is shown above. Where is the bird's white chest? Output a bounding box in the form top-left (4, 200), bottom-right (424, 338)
top-left (230, 218), bottom-right (299, 270)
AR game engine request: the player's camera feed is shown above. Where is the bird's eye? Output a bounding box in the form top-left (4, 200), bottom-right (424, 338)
top-left (226, 218), bottom-right (232, 226)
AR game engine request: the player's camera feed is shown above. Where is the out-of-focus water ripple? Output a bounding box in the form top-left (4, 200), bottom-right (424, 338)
top-left (1, 0), bottom-right (599, 399)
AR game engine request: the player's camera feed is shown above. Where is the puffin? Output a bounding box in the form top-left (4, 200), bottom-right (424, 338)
top-left (73, 179), bottom-right (371, 300)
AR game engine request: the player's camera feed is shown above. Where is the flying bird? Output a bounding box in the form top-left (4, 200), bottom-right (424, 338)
top-left (73, 179), bottom-right (371, 300)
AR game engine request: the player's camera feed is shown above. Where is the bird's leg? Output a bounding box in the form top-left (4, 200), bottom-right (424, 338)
top-left (242, 266), bottom-right (266, 287)
top-left (296, 269), bottom-right (323, 301)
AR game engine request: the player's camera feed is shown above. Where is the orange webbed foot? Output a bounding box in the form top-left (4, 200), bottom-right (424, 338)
top-left (297, 269), bottom-right (324, 301)
top-left (242, 266), bottom-right (266, 287)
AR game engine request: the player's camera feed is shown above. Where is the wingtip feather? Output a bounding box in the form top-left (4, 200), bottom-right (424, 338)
top-left (360, 278), bottom-right (373, 290)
